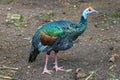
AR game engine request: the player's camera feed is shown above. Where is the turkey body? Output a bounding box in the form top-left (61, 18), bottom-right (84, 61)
top-left (30, 16), bottom-right (87, 56)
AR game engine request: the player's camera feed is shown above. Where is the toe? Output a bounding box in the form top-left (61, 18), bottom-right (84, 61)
top-left (53, 66), bottom-right (64, 71)
top-left (42, 70), bottom-right (51, 74)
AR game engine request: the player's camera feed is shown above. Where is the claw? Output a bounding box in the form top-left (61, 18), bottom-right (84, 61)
top-left (42, 69), bottom-right (52, 74)
top-left (53, 66), bottom-right (64, 72)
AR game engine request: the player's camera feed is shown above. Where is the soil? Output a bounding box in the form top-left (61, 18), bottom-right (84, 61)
top-left (0, 0), bottom-right (120, 80)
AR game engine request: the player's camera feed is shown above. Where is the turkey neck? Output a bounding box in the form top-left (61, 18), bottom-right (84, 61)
top-left (77, 16), bottom-right (87, 32)
top-left (70, 16), bottom-right (87, 40)
top-left (79, 16), bottom-right (87, 25)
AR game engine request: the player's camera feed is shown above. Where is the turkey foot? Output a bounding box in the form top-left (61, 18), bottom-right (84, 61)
top-left (42, 69), bottom-right (52, 74)
top-left (53, 66), bottom-right (64, 71)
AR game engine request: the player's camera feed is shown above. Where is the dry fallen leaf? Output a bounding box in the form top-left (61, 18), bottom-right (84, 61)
top-left (75, 68), bottom-right (86, 79)
top-left (109, 54), bottom-right (119, 63)
top-left (109, 56), bottom-right (115, 62)
top-left (109, 64), bottom-right (117, 71)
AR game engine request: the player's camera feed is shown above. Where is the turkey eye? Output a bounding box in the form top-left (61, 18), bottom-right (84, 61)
top-left (88, 8), bottom-right (92, 11)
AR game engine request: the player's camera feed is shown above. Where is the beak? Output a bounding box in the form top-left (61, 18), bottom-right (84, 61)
top-left (93, 9), bottom-right (98, 13)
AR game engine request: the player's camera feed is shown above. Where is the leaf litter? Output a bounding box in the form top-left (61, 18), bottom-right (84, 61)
top-left (6, 13), bottom-right (29, 27)
top-left (109, 54), bottom-right (119, 63)
top-left (0, 65), bottom-right (18, 80)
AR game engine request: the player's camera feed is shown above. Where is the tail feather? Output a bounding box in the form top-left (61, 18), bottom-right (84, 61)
top-left (28, 48), bottom-right (39, 62)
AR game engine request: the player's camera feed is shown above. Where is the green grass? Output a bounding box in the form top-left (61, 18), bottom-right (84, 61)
top-left (38, 10), bottom-right (55, 19)
top-left (99, 12), bottom-right (120, 25)
top-left (104, 12), bottom-right (120, 18)
top-left (7, 0), bottom-right (15, 4)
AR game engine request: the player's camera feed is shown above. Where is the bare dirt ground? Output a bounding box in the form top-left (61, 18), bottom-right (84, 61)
top-left (0, 0), bottom-right (120, 80)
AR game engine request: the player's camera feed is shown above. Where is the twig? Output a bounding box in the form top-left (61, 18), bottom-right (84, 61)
top-left (0, 66), bottom-right (18, 70)
top-left (85, 71), bottom-right (94, 80)
top-left (0, 75), bottom-right (13, 80)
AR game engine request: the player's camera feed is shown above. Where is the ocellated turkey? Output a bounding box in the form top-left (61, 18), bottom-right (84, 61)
top-left (29, 7), bottom-right (98, 74)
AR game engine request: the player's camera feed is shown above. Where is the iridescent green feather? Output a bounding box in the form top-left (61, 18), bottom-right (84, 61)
top-left (42, 26), bottom-right (64, 37)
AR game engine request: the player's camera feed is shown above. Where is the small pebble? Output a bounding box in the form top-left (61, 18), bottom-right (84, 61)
top-left (112, 20), bottom-right (117, 24)
top-left (7, 8), bottom-right (12, 11)
top-left (109, 47), bottom-right (114, 50)
top-left (27, 66), bottom-right (31, 68)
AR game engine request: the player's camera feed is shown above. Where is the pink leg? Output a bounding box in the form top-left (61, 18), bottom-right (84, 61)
top-left (53, 53), bottom-right (64, 71)
top-left (42, 54), bottom-right (51, 74)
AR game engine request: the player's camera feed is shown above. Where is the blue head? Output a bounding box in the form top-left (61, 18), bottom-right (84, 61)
top-left (82, 7), bottom-right (98, 19)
